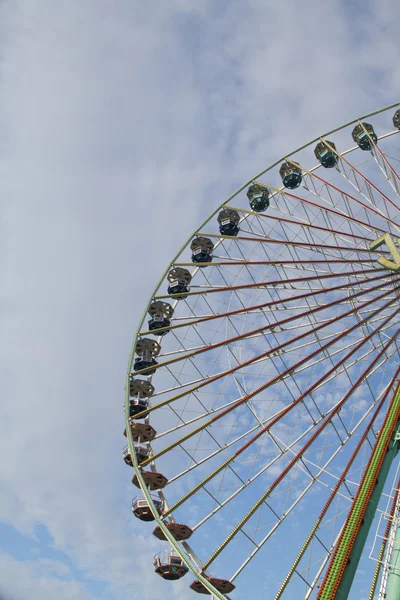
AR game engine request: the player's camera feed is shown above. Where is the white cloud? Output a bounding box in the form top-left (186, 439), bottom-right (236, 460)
top-left (0, 551), bottom-right (95, 600)
top-left (0, 0), bottom-right (399, 598)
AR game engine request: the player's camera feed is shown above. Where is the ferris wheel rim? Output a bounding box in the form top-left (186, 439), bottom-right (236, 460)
top-left (126, 100), bottom-right (400, 352)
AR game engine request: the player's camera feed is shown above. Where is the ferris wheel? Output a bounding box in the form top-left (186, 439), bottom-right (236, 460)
top-left (124, 102), bottom-right (400, 599)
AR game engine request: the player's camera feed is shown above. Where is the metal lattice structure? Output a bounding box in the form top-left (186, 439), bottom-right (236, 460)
top-left (125, 102), bottom-right (400, 599)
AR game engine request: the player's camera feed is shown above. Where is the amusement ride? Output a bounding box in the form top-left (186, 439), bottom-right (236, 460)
top-left (124, 102), bottom-right (400, 599)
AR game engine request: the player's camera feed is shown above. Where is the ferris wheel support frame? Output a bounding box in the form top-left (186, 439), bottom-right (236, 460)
top-left (368, 475), bottom-right (400, 599)
top-left (317, 382), bottom-right (400, 599)
top-left (384, 491), bottom-right (400, 598)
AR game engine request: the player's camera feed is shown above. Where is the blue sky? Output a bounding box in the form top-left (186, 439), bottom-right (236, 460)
top-left (0, 1), bottom-right (400, 599)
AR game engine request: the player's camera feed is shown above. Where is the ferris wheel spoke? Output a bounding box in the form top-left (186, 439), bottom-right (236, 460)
top-left (156, 333), bottom-right (390, 447)
top-left (300, 159), bottom-right (400, 230)
top-left (273, 365), bottom-right (400, 598)
top-left (226, 206), bottom-right (373, 245)
top-left (369, 138), bottom-right (400, 199)
top-left (252, 177), bottom-right (388, 236)
top-left (198, 328), bottom-right (400, 573)
top-left (180, 346), bottom-right (398, 548)
top-left (174, 258), bottom-right (378, 269)
top-left (336, 161), bottom-right (399, 228)
top-left (149, 270), bottom-right (390, 342)
top-left (164, 358), bottom-right (392, 537)
top-left (301, 532), bottom-right (343, 600)
top-left (153, 324), bottom-right (399, 444)
top-left (147, 273), bottom-right (389, 343)
top-left (283, 170), bottom-right (386, 241)
top-left (233, 412), bottom-right (375, 587)
top-left (153, 266), bottom-right (385, 305)
top-left (325, 133), bottom-right (400, 212)
top-left (213, 207), bottom-right (369, 251)
top-left (134, 279), bottom-right (399, 434)
top-left (147, 277), bottom-right (392, 356)
top-left (320, 145), bottom-right (400, 236)
top-left (203, 237), bottom-right (379, 275)
top-left (135, 334), bottom-right (392, 465)
top-left (157, 302), bottom-right (400, 521)
top-left (198, 426), bottom-right (359, 586)
top-left (147, 270), bottom-right (390, 343)
top-left (134, 275), bottom-right (395, 375)
top-left (140, 290), bottom-right (400, 478)
top-left (205, 233), bottom-right (380, 255)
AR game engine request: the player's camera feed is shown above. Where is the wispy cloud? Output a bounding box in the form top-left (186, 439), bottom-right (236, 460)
top-left (0, 0), bottom-right (399, 598)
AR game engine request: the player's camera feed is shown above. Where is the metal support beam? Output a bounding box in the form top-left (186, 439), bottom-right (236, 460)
top-left (317, 383), bottom-right (400, 599)
top-left (338, 425), bottom-right (400, 599)
top-left (385, 473), bottom-right (400, 599)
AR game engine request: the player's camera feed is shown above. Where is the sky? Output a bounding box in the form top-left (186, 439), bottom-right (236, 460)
top-left (0, 1), bottom-right (399, 599)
